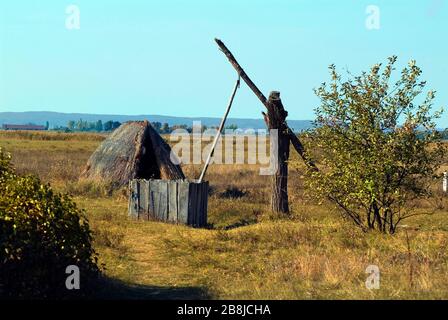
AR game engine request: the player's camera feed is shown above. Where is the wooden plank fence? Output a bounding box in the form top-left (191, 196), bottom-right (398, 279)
top-left (129, 179), bottom-right (208, 227)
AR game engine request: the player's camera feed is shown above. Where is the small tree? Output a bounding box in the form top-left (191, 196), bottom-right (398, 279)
top-left (112, 121), bottom-right (121, 130)
top-left (161, 122), bottom-right (170, 134)
top-left (95, 120), bottom-right (103, 132)
top-left (67, 120), bottom-right (75, 131)
top-left (152, 121), bottom-right (162, 132)
top-left (303, 57), bottom-right (446, 234)
top-left (104, 120), bottom-right (113, 131)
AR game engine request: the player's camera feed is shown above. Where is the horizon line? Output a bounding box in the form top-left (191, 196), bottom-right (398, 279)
top-left (0, 110), bottom-right (314, 122)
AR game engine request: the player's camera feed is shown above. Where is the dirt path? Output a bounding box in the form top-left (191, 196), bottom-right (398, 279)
top-left (99, 222), bottom-right (211, 299)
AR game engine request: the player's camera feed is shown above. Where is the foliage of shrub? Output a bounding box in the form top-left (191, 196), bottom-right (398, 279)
top-left (0, 148), bottom-right (99, 298)
top-left (302, 57), bottom-right (446, 234)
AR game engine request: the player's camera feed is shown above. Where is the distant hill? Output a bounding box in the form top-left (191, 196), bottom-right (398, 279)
top-left (0, 111), bottom-right (313, 132)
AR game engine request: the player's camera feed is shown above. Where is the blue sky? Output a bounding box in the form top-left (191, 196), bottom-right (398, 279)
top-left (0, 0), bottom-right (447, 125)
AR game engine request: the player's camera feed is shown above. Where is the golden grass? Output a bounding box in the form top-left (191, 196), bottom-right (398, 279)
top-left (1, 131), bottom-right (447, 299)
top-left (0, 130), bottom-right (106, 141)
top-left (77, 196), bottom-right (448, 299)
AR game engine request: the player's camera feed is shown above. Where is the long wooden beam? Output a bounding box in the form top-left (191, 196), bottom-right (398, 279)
top-left (214, 38), bottom-right (317, 171)
top-left (198, 77), bottom-right (240, 183)
top-left (215, 39), bottom-right (268, 107)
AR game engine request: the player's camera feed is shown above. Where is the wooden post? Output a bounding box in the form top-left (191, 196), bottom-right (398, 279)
top-left (263, 91), bottom-right (290, 213)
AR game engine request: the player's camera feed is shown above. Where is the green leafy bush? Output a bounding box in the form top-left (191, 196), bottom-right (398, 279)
top-left (0, 148), bottom-right (99, 298)
top-left (302, 57), bottom-right (446, 234)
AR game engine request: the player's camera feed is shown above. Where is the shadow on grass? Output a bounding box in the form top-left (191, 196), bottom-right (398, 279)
top-left (205, 217), bottom-right (259, 230)
top-left (93, 277), bottom-right (210, 300)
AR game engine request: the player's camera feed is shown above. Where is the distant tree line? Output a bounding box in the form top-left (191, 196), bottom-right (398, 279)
top-left (52, 120), bottom-right (234, 133)
top-left (151, 122), bottom-right (238, 134)
top-left (51, 119), bottom-right (122, 132)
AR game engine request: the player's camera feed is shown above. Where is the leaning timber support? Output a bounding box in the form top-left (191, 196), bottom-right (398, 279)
top-left (214, 38), bottom-right (316, 171)
top-left (198, 77), bottom-right (240, 183)
top-left (215, 38), bottom-right (317, 213)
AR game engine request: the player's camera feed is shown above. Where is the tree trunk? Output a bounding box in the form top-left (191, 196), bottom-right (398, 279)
top-left (372, 202), bottom-right (382, 231)
top-left (263, 91), bottom-right (290, 214)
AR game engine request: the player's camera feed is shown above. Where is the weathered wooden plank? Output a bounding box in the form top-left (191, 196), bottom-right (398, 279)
top-left (196, 182), bottom-right (203, 227)
top-left (178, 180), bottom-right (189, 224)
top-left (188, 182), bottom-right (198, 226)
top-left (193, 183), bottom-right (201, 227)
top-left (136, 180), bottom-right (141, 219)
top-left (128, 180), bottom-right (139, 218)
top-left (198, 182), bottom-right (205, 227)
top-left (148, 180), bottom-right (169, 221)
top-left (193, 183), bottom-right (202, 227)
top-left (147, 180), bottom-right (153, 220)
top-left (197, 182), bottom-right (202, 227)
top-left (158, 182), bottom-right (168, 221)
top-left (168, 180), bottom-right (178, 222)
top-left (148, 180), bottom-right (155, 220)
top-left (202, 182), bottom-right (209, 227)
top-left (139, 180), bottom-right (149, 220)
top-left (149, 180), bottom-right (159, 220)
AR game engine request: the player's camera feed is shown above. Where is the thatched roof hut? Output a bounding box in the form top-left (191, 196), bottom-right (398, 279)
top-left (81, 121), bottom-right (184, 187)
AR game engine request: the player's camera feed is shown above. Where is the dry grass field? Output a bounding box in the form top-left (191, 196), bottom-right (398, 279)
top-left (1, 130), bottom-right (447, 299)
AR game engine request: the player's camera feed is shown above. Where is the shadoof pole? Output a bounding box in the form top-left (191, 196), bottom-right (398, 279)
top-left (214, 38), bottom-right (319, 213)
top-left (198, 77), bottom-right (241, 183)
top-left (214, 38), bottom-right (317, 172)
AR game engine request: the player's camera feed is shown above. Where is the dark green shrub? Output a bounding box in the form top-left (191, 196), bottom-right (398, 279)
top-left (0, 148), bottom-right (99, 298)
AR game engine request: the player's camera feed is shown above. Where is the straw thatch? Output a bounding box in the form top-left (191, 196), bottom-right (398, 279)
top-left (81, 121), bottom-right (184, 187)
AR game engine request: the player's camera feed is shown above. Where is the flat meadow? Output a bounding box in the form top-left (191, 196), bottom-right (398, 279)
top-left (1, 130), bottom-right (447, 299)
